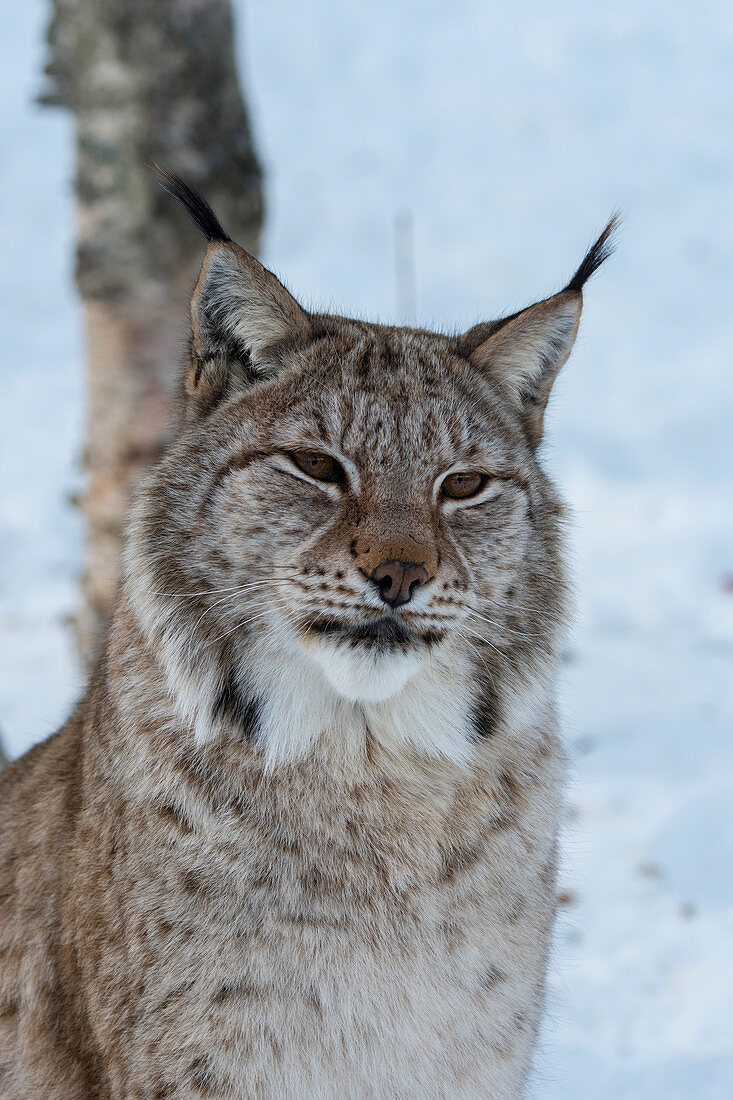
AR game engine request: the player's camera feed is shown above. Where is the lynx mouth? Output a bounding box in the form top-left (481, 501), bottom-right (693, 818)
top-left (297, 616), bottom-right (425, 703)
top-left (295, 612), bottom-right (448, 702)
top-left (304, 614), bottom-right (443, 650)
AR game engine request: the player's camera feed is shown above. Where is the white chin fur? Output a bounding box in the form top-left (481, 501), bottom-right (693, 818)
top-left (305, 637), bottom-right (423, 703)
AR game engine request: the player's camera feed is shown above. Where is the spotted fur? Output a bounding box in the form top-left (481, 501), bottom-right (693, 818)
top-left (0, 182), bottom-right (614, 1098)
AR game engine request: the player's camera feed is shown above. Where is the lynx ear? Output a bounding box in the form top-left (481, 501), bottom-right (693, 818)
top-left (456, 215), bottom-right (619, 446)
top-left (157, 171), bottom-right (311, 403)
top-left (189, 240), bottom-right (311, 375)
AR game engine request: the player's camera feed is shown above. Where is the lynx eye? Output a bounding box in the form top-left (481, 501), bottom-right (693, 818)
top-left (441, 471), bottom-right (487, 500)
top-left (289, 449), bottom-right (345, 484)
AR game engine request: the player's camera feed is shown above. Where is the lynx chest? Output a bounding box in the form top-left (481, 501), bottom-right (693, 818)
top-left (76, 741), bottom-right (560, 1098)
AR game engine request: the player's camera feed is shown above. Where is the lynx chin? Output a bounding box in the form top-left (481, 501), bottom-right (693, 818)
top-left (0, 175), bottom-right (616, 1098)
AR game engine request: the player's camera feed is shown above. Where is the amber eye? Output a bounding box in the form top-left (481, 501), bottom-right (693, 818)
top-left (289, 449), bottom-right (345, 484)
top-left (441, 471), bottom-right (487, 500)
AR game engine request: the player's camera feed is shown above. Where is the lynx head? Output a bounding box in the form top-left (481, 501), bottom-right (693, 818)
top-left (123, 174), bottom-right (616, 768)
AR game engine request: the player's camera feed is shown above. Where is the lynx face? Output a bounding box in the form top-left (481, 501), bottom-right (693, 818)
top-left (176, 332), bottom-right (539, 703)
top-left (126, 176), bottom-right (615, 766)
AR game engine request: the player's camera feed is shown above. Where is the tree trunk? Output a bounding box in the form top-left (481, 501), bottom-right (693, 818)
top-left (41, 0), bottom-right (264, 665)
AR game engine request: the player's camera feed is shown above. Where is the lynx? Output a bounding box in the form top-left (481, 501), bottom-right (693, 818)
top-left (0, 176), bottom-right (615, 1098)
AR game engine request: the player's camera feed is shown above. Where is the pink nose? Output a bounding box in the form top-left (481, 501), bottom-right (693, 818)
top-left (371, 560), bottom-right (429, 608)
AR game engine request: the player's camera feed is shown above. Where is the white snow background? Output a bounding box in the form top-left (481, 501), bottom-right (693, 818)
top-left (1, 0), bottom-right (732, 1095)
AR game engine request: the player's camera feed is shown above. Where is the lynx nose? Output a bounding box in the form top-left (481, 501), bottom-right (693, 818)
top-left (371, 560), bottom-right (429, 609)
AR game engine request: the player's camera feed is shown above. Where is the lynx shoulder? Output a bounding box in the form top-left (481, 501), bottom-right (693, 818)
top-left (0, 179), bottom-right (615, 1098)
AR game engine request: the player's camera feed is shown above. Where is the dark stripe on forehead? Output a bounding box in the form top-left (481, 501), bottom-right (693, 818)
top-left (379, 338), bottom-right (399, 374)
top-left (353, 335), bottom-right (375, 378)
top-left (312, 412), bottom-right (330, 444)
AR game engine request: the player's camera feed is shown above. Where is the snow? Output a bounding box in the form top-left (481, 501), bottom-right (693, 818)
top-left (1, 0), bottom-right (732, 1094)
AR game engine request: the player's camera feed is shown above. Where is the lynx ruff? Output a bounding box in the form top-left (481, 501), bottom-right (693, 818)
top-left (0, 176), bottom-right (616, 1099)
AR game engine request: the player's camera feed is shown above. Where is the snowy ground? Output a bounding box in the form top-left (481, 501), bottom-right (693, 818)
top-left (1, 1), bottom-right (732, 1095)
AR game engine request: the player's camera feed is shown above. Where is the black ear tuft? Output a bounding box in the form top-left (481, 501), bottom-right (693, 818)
top-left (564, 211), bottom-right (621, 294)
top-left (155, 167), bottom-right (231, 243)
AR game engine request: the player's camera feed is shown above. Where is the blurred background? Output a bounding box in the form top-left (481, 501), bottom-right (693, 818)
top-left (1, 0), bottom-right (732, 1095)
